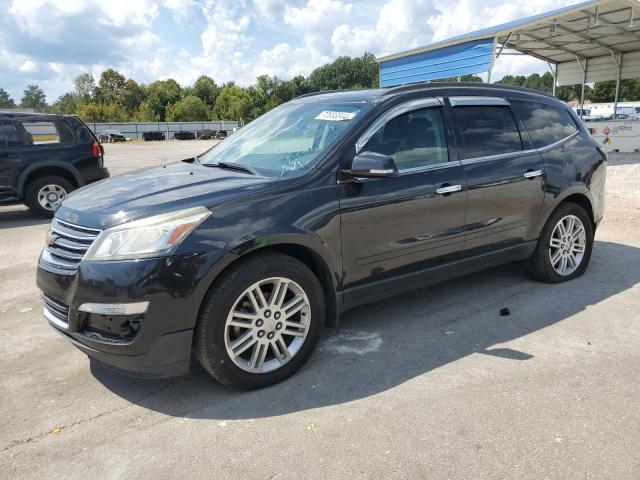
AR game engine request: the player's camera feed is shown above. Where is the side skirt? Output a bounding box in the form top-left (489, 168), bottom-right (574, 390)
top-left (339, 241), bottom-right (537, 314)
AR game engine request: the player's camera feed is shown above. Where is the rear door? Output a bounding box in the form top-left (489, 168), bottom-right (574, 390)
top-left (448, 96), bottom-right (545, 254)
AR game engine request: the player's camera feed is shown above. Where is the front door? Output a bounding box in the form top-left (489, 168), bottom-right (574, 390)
top-left (339, 99), bottom-right (467, 303)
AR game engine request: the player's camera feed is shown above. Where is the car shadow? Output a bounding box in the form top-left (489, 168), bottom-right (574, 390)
top-left (91, 240), bottom-right (640, 419)
top-left (0, 206), bottom-right (50, 229)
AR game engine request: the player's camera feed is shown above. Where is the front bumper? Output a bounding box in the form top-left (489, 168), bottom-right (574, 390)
top-left (37, 249), bottom-right (223, 378)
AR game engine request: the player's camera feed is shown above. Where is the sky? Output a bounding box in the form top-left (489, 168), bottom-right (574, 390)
top-left (0, 0), bottom-right (583, 103)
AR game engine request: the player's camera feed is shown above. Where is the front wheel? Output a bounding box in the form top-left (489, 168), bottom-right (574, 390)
top-left (194, 253), bottom-right (325, 389)
top-left (528, 202), bottom-right (594, 283)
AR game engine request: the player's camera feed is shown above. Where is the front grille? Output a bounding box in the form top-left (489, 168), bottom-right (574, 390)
top-left (42, 293), bottom-right (70, 330)
top-left (41, 219), bottom-right (101, 272)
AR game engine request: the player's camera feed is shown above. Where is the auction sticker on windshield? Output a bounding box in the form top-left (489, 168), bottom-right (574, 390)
top-left (315, 111), bottom-right (358, 121)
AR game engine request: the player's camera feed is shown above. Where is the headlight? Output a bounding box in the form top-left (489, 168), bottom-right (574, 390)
top-left (85, 206), bottom-right (211, 261)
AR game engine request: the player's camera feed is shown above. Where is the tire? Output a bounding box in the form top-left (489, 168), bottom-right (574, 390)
top-left (194, 253), bottom-right (325, 389)
top-left (528, 202), bottom-right (594, 283)
top-left (24, 175), bottom-right (74, 218)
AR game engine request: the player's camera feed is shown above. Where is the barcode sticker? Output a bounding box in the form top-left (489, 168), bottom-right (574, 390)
top-left (315, 111), bottom-right (357, 121)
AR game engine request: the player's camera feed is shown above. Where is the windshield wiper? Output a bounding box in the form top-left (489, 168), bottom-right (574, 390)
top-left (204, 161), bottom-right (258, 176)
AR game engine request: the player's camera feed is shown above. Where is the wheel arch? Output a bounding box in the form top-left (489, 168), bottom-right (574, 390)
top-left (199, 238), bottom-right (341, 329)
top-left (538, 187), bottom-right (596, 234)
top-left (18, 162), bottom-right (82, 197)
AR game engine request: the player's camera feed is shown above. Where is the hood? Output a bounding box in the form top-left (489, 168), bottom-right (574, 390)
top-left (56, 161), bottom-right (275, 229)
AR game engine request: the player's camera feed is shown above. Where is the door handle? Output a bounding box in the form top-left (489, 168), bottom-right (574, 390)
top-left (436, 184), bottom-right (462, 195)
top-left (523, 169), bottom-right (543, 179)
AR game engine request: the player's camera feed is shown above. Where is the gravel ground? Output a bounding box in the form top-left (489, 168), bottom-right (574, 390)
top-left (0, 145), bottom-right (638, 479)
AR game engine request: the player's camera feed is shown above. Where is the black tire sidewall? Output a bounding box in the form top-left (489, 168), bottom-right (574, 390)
top-left (195, 254), bottom-right (325, 389)
top-left (24, 175), bottom-right (74, 218)
top-left (533, 203), bottom-right (594, 283)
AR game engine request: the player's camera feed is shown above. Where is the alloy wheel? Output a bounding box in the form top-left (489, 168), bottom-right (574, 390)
top-left (224, 277), bottom-right (311, 373)
top-left (549, 214), bottom-right (587, 276)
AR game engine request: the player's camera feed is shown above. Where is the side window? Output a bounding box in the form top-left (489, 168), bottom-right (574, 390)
top-left (0, 121), bottom-right (31, 148)
top-left (453, 106), bottom-right (523, 159)
top-left (20, 121), bottom-right (76, 145)
top-left (510, 101), bottom-right (578, 148)
top-left (362, 108), bottom-right (448, 170)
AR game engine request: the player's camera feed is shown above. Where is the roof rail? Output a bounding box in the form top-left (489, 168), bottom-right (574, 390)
top-left (293, 87), bottom-right (378, 100)
top-left (380, 81), bottom-right (555, 98)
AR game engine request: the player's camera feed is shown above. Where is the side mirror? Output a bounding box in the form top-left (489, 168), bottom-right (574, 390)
top-left (342, 151), bottom-right (399, 178)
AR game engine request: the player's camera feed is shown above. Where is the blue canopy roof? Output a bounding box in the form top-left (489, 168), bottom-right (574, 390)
top-left (377, 0), bottom-right (640, 87)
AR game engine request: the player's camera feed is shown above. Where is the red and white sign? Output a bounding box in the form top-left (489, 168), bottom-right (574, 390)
top-left (603, 127), bottom-right (611, 136)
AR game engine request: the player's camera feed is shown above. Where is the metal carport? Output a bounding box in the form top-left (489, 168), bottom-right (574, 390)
top-left (377, 0), bottom-right (640, 118)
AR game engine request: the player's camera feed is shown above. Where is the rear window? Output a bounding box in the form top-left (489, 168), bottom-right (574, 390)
top-left (453, 106), bottom-right (523, 159)
top-left (511, 101), bottom-right (578, 148)
top-left (20, 121), bottom-right (75, 144)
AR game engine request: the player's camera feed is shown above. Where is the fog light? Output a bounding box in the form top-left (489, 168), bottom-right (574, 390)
top-left (78, 302), bottom-right (149, 315)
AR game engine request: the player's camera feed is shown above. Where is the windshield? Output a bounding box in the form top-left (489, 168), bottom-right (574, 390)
top-left (199, 100), bottom-right (369, 177)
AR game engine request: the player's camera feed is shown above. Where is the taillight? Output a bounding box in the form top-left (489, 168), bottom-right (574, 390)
top-left (92, 140), bottom-right (101, 158)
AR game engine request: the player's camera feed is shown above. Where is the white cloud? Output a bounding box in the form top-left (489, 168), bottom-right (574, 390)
top-left (18, 60), bottom-right (37, 73)
top-left (0, 0), bottom-right (587, 101)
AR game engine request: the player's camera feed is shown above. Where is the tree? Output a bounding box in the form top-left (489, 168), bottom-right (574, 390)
top-left (132, 101), bottom-right (158, 121)
top-left (73, 73), bottom-right (95, 104)
top-left (121, 79), bottom-right (145, 116)
top-left (306, 53), bottom-right (379, 91)
top-left (52, 93), bottom-right (77, 115)
top-left (0, 88), bottom-right (16, 108)
top-left (193, 75), bottom-right (219, 110)
top-left (214, 85), bottom-right (253, 120)
top-left (94, 68), bottom-right (127, 104)
top-left (589, 79), bottom-right (640, 102)
top-left (20, 84), bottom-right (47, 110)
top-left (165, 95), bottom-right (209, 121)
top-left (146, 79), bottom-right (183, 121)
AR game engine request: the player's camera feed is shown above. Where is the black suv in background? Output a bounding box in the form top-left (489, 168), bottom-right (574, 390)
top-left (37, 83), bottom-right (606, 389)
top-left (0, 112), bottom-right (109, 216)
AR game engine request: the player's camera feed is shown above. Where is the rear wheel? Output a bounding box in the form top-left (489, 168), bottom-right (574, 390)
top-left (528, 202), bottom-right (594, 283)
top-left (194, 253), bottom-right (325, 389)
top-left (24, 175), bottom-right (74, 218)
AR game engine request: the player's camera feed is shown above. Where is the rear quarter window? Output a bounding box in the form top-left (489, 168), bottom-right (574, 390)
top-left (0, 121), bottom-right (32, 147)
top-left (510, 101), bottom-right (578, 148)
top-left (20, 121), bottom-right (76, 145)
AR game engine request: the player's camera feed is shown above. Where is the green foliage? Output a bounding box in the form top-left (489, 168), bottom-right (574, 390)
top-left (146, 79), bottom-right (183, 121)
top-left (94, 68), bottom-right (127, 104)
top-left (439, 74), bottom-right (483, 83)
top-left (213, 85), bottom-right (253, 121)
top-left (73, 73), bottom-right (95, 104)
top-left (52, 93), bottom-right (78, 115)
top-left (589, 79), bottom-right (640, 102)
top-left (166, 95), bottom-right (209, 121)
top-left (132, 101), bottom-right (158, 121)
top-left (0, 87), bottom-right (16, 108)
top-left (247, 75), bottom-right (309, 118)
top-left (20, 84), bottom-right (47, 111)
top-left (193, 75), bottom-right (219, 110)
top-left (77, 102), bottom-right (129, 122)
top-left (306, 53), bottom-right (379, 91)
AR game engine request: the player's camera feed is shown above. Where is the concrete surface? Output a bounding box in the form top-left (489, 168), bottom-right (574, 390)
top-left (0, 143), bottom-right (639, 479)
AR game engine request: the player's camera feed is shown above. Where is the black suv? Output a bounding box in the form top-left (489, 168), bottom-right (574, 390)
top-left (36, 84), bottom-right (607, 389)
top-left (0, 112), bottom-right (109, 216)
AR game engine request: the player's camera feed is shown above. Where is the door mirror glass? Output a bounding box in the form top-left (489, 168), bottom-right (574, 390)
top-left (343, 151), bottom-right (399, 178)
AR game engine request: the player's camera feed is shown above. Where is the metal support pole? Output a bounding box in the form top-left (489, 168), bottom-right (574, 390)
top-left (487, 37), bottom-right (498, 83)
top-left (612, 53), bottom-right (622, 119)
top-left (547, 62), bottom-right (557, 97)
top-left (576, 56), bottom-right (587, 119)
